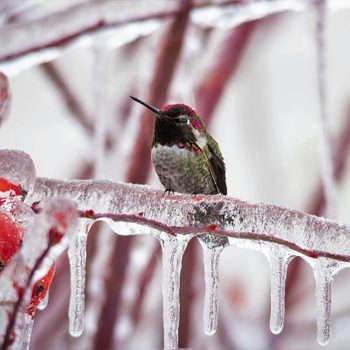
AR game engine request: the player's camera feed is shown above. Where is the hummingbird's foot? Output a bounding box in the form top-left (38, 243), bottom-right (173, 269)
top-left (164, 188), bottom-right (175, 195)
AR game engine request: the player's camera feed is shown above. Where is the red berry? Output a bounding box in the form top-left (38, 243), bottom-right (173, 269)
top-left (0, 177), bottom-right (22, 197)
top-left (0, 211), bottom-right (22, 270)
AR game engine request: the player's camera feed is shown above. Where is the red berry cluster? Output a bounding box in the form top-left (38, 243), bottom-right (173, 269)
top-left (0, 177), bottom-right (55, 318)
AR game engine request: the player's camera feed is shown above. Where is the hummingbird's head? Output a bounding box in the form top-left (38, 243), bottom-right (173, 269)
top-left (130, 96), bottom-right (206, 145)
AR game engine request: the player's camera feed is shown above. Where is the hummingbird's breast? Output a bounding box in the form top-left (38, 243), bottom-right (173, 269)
top-left (151, 144), bottom-right (217, 195)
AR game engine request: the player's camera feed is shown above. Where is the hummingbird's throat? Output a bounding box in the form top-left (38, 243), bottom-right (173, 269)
top-left (176, 143), bottom-right (201, 155)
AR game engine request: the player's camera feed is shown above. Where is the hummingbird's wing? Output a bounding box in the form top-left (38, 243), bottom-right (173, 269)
top-left (194, 136), bottom-right (227, 195)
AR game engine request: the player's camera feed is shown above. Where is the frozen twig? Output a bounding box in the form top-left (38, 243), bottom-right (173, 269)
top-left (0, 0), bottom-right (313, 72)
top-left (26, 178), bottom-right (350, 263)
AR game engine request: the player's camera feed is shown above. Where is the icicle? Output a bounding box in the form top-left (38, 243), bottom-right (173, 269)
top-left (37, 290), bottom-right (49, 311)
top-left (199, 240), bottom-right (225, 335)
top-left (267, 249), bottom-right (294, 335)
top-left (14, 313), bottom-right (34, 350)
top-left (68, 220), bottom-right (91, 337)
top-left (312, 257), bottom-right (342, 345)
top-left (314, 0), bottom-right (338, 218)
top-left (84, 225), bottom-right (115, 338)
top-left (160, 234), bottom-right (192, 350)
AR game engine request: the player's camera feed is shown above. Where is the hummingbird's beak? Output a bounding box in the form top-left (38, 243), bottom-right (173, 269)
top-left (130, 96), bottom-right (162, 116)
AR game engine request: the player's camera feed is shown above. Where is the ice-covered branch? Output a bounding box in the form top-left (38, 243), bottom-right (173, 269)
top-left (2, 0), bottom-right (348, 74)
top-left (2, 148), bottom-right (350, 347)
top-left (25, 178), bottom-right (350, 347)
top-left (27, 178), bottom-right (350, 263)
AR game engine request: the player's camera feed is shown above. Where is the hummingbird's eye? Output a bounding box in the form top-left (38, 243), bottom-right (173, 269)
top-left (176, 116), bottom-right (189, 125)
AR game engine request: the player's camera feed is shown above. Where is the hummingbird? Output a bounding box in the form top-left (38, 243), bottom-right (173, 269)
top-left (130, 96), bottom-right (227, 197)
top-left (130, 96), bottom-right (228, 247)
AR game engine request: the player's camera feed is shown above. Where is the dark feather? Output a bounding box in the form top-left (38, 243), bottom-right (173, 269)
top-left (207, 143), bottom-right (227, 195)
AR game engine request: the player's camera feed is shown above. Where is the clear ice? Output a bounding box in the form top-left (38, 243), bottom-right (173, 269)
top-left (200, 241), bottom-right (225, 335)
top-left (68, 220), bottom-right (92, 337)
top-left (312, 257), bottom-right (345, 345)
top-left (159, 234), bottom-right (192, 350)
top-left (263, 245), bottom-right (295, 335)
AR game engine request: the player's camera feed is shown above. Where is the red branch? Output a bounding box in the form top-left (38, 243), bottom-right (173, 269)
top-left (41, 63), bottom-right (94, 134)
top-left (0, 71), bottom-right (10, 123)
top-left (130, 243), bottom-right (161, 324)
top-left (195, 20), bottom-right (257, 125)
top-left (0, 0), bottom-right (246, 64)
top-left (93, 236), bottom-right (132, 350)
top-left (2, 246), bottom-right (50, 349)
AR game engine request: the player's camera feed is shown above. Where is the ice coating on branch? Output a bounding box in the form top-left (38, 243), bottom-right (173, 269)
top-left (263, 245), bottom-right (295, 335)
top-left (0, 1), bottom-right (168, 74)
top-left (0, 196), bottom-right (35, 233)
top-left (199, 241), bottom-right (225, 335)
top-left (0, 71), bottom-right (10, 123)
top-left (0, 150), bottom-right (36, 196)
top-left (26, 179), bottom-right (350, 346)
top-left (28, 179), bottom-right (350, 260)
top-left (13, 313), bottom-right (34, 350)
top-left (0, 198), bottom-right (78, 348)
top-left (159, 234), bottom-right (192, 350)
top-left (191, 0), bottom-right (306, 29)
top-left (68, 220), bottom-right (92, 337)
